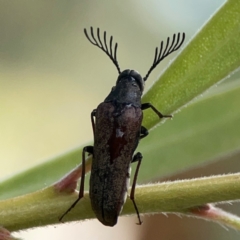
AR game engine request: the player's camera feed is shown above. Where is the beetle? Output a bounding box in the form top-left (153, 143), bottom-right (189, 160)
top-left (59, 27), bottom-right (185, 226)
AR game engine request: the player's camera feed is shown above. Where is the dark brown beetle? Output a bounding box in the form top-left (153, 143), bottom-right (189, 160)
top-left (60, 27), bottom-right (185, 226)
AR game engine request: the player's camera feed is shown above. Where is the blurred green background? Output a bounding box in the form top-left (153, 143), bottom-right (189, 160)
top-left (2, 0), bottom-right (240, 239)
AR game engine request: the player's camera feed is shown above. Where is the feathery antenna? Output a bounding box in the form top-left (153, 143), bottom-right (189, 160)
top-left (144, 32), bottom-right (185, 81)
top-left (84, 27), bottom-right (121, 74)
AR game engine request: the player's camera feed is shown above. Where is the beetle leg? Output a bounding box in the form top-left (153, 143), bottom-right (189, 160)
top-left (91, 109), bottom-right (97, 136)
top-left (59, 146), bottom-right (94, 222)
top-left (141, 103), bottom-right (172, 118)
top-left (130, 152), bottom-right (143, 225)
top-left (140, 126), bottom-right (149, 139)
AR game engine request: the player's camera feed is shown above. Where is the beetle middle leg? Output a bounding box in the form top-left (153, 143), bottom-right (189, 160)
top-left (59, 145), bottom-right (93, 222)
top-left (130, 152), bottom-right (143, 225)
top-left (140, 126), bottom-right (149, 139)
top-left (141, 103), bottom-right (172, 118)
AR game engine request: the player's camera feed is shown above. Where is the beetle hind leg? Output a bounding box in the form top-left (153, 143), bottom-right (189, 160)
top-left (59, 146), bottom-right (93, 222)
top-left (130, 152), bottom-right (143, 225)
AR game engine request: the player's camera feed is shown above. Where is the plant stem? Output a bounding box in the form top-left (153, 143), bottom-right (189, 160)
top-left (1, 173), bottom-right (240, 231)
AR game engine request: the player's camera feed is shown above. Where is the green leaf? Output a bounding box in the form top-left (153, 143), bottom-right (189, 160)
top-left (142, 0), bottom-right (240, 129)
top-left (138, 80), bottom-right (240, 181)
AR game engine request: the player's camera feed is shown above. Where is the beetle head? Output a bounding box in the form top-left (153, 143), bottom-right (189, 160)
top-left (104, 69), bottom-right (143, 105)
top-left (116, 69), bottom-right (144, 92)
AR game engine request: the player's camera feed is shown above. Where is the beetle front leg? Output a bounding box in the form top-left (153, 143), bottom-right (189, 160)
top-left (91, 109), bottom-right (97, 136)
top-left (59, 145), bottom-right (94, 222)
top-left (141, 103), bottom-right (172, 118)
top-left (130, 152), bottom-right (143, 225)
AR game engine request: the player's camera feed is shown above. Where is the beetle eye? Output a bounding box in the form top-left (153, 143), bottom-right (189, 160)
top-left (132, 82), bottom-right (137, 87)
